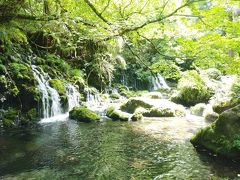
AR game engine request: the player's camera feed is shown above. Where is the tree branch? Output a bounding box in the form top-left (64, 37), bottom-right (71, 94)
top-left (83, 0), bottom-right (112, 25)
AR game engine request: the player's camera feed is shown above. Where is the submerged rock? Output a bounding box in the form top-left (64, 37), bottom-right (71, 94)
top-left (106, 106), bottom-right (131, 121)
top-left (69, 107), bottom-right (100, 122)
top-left (120, 97), bottom-right (185, 117)
top-left (191, 105), bottom-right (240, 159)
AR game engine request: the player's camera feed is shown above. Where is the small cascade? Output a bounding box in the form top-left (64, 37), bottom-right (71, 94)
top-left (66, 84), bottom-right (81, 111)
top-left (32, 65), bottom-right (62, 119)
top-left (151, 73), bottom-right (171, 91)
top-left (84, 87), bottom-right (106, 115)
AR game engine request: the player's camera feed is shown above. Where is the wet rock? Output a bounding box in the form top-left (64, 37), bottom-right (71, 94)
top-left (191, 105), bottom-right (240, 159)
top-left (69, 107), bottom-right (100, 122)
top-left (131, 112), bottom-right (143, 121)
top-left (170, 70), bottom-right (213, 106)
top-left (190, 103), bottom-right (207, 116)
top-left (143, 92), bottom-right (162, 99)
top-left (106, 106), bottom-right (131, 121)
top-left (120, 97), bottom-right (185, 117)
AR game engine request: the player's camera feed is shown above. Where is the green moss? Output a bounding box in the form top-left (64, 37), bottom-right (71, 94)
top-left (106, 106), bottom-right (130, 121)
top-left (69, 107), bottom-right (100, 122)
top-left (0, 64), bottom-right (6, 74)
top-left (191, 105), bottom-right (240, 158)
top-left (2, 108), bottom-right (19, 128)
top-left (120, 98), bottom-right (152, 113)
top-left (10, 63), bottom-right (32, 81)
top-left (26, 108), bottom-right (38, 122)
top-left (190, 103), bottom-right (207, 116)
top-left (110, 93), bottom-right (120, 99)
top-left (171, 71), bottom-right (213, 106)
top-left (143, 107), bottom-right (174, 117)
top-left (131, 112), bottom-right (143, 121)
top-left (49, 79), bottom-right (66, 96)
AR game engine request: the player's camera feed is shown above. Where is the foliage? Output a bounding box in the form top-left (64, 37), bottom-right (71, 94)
top-left (151, 59), bottom-right (181, 81)
top-left (171, 70), bottom-right (213, 106)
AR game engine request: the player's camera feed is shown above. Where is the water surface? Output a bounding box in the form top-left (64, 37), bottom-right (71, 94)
top-left (0, 118), bottom-right (239, 179)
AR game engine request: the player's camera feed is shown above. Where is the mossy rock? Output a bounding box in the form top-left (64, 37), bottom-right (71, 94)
top-left (190, 103), bottom-right (207, 116)
top-left (202, 68), bottom-right (222, 80)
top-left (143, 92), bottom-right (162, 99)
top-left (204, 112), bottom-right (219, 122)
top-left (109, 93), bottom-right (120, 99)
top-left (131, 112), bottom-right (143, 121)
top-left (143, 107), bottom-right (174, 117)
top-left (170, 71), bottom-right (213, 106)
top-left (69, 107), bottom-right (100, 123)
top-left (120, 98), bottom-right (152, 113)
top-left (142, 106), bottom-right (185, 117)
top-left (106, 106), bottom-right (131, 121)
top-left (10, 63), bottom-right (32, 81)
top-left (49, 78), bottom-right (66, 96)
top-left (191, 105), bottom-right (240, 159)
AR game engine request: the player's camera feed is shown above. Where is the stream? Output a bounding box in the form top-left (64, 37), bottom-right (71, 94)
top-left (1, 117), bottom-right (240, 179)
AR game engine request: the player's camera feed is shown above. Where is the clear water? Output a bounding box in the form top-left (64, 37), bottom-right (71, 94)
top-left (0, 118), bottom-right (239, 180)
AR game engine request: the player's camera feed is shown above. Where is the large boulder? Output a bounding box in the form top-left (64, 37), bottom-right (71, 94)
top-left (191, 105), bottom-right (240, 159)
top-left (209, 76), bottom-right (239, 113)
top-left (106, 106), bottom-right (131, 121)
top-left (170, 71), bottom-right (213, 106)
top-left (120, 97), bottom-right (186, 117)
top-left (69, 107), bottom-right (100, 122)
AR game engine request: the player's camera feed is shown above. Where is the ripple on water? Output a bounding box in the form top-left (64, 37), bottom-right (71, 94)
top-left (0, 118), bottom-right (240, 179)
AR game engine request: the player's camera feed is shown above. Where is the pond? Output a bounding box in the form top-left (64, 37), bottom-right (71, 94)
top-left (0, 117), bottom-right (239, 180)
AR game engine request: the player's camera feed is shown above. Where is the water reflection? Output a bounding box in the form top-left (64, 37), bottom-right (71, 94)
top-left (0, 118), bottom-right (239, 179)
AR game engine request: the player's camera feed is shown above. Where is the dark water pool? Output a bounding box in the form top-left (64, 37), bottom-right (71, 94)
top-left (0, 118), bottom-right (240, 179)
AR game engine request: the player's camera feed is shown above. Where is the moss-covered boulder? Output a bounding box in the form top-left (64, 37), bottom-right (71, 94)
top-left (120, 98), bottom-right (153, 113)
top-left (120, 97), bottom-right (186, 117)
top-left (106, 106), bottom-right (131, 121)
top-left (109, 93), bottom-right (120, 99)
top-left (204, 111), bottom-right (219, 122)
top-left (131, 112), bottom-right (143, 121)
top-left (69, 107), bottom-right (100, 122)
top-left (190, 103), bottom-right (207, 116)
top-left (202, 68), bottom-right (222, 80)
top-left (170, 71), bottom-right (213, 106)
top-left (191, 105), bottom-right (240, 159)
top-left (143, 92), bottom-right (162, 99)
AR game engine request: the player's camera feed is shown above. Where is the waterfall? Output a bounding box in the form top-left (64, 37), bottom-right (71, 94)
top-left (66, 84), bottom-right (81, 111)
top-left (32, 65), bottom-right (62, 119)
top-left (32, 65), bottom-right (82, 123)
top-left (151, 73), bottom-right (171, 91)
top-left (84, 87), bottom-right (105, 115)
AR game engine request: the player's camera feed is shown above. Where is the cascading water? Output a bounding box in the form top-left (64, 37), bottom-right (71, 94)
top-left (66, 84), bottom-right (81, 111)
top-left (151, 73), bottom-right (171, 91)
top-left (32, 65), bottom-right (62, 119)
top-left (32, 65), bottom-right (81, 123)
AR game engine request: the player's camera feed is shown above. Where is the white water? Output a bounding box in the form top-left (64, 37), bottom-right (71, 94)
top-left (66, 84), bottom-right (81, 111)
top-left (32, 65), bottom-right (62, 119)
top-left (152, 73), bottom-right (171, 91)
top-left (32, 65), bottom-right (81, 123)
